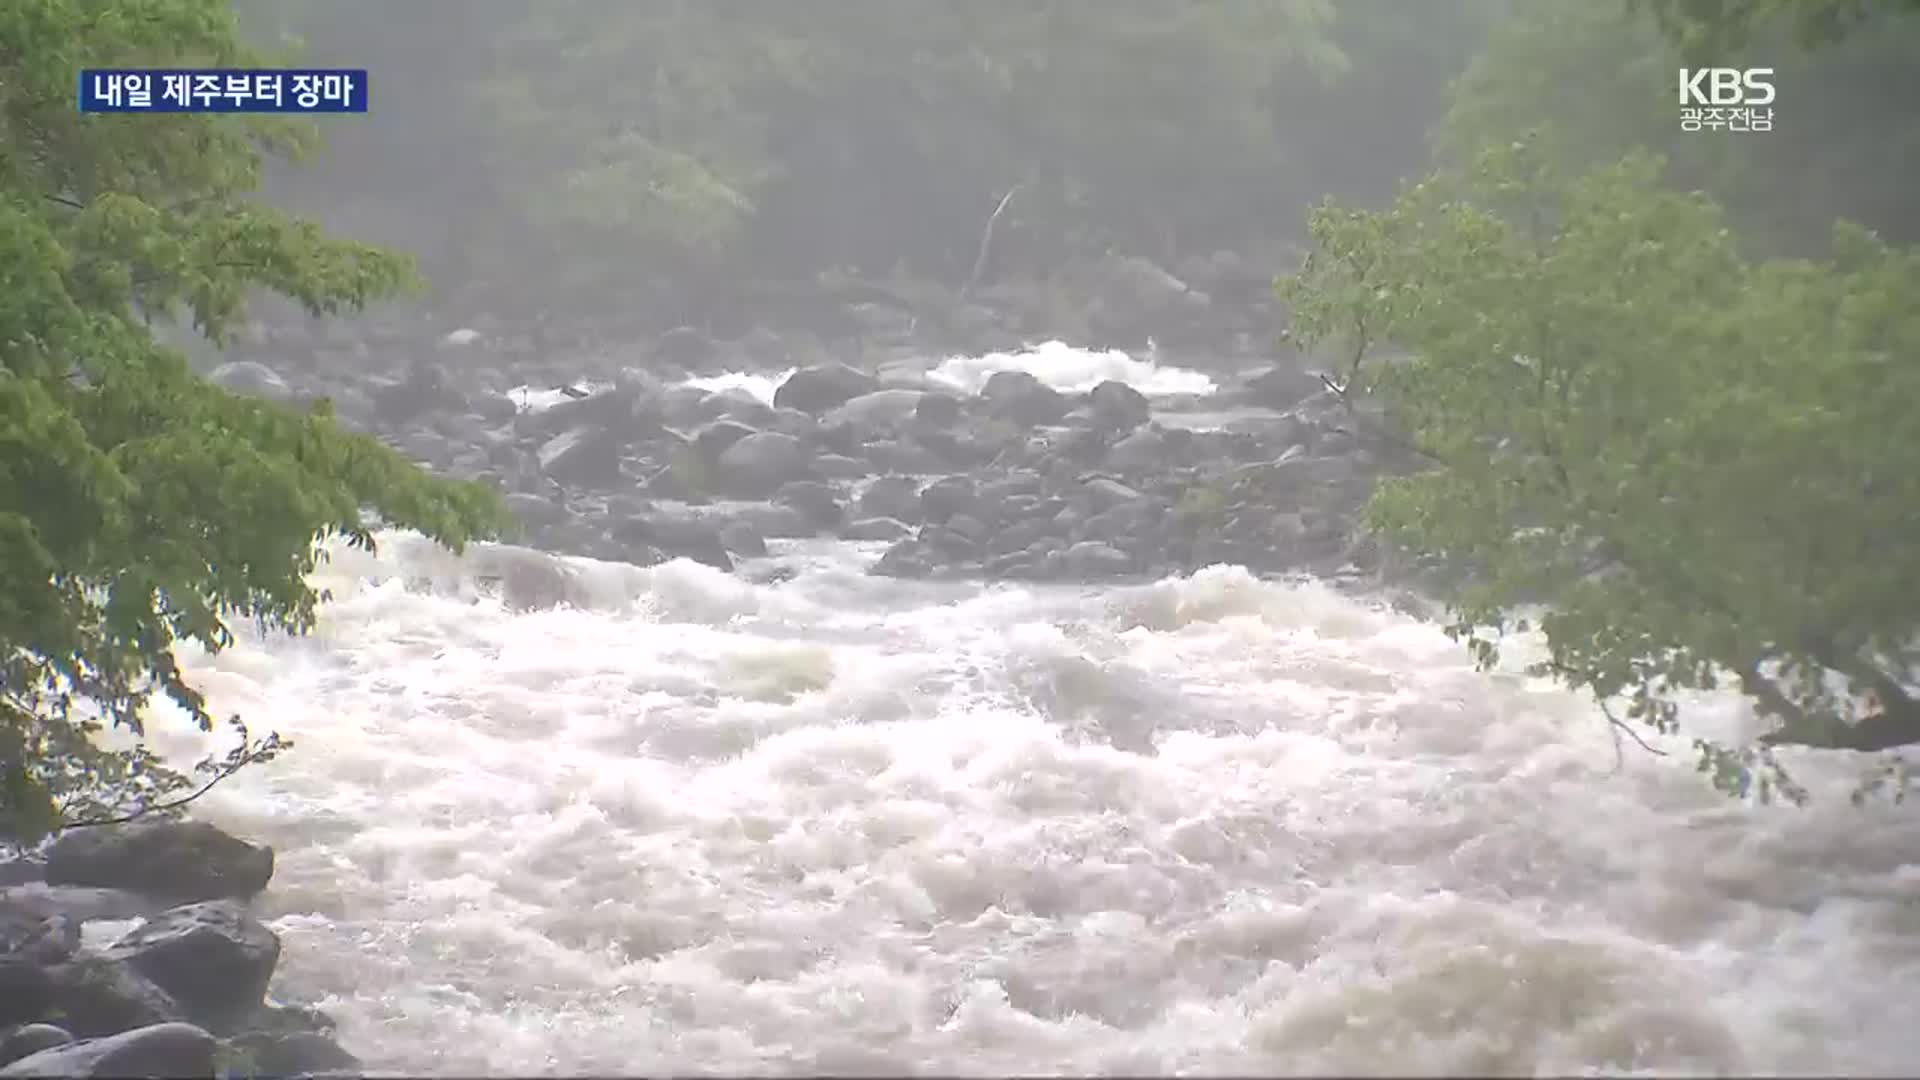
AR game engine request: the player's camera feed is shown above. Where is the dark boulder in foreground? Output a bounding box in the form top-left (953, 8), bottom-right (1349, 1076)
top-left (0, 1024), bottom-right (74, 1067)
top-left (106, 901), bottom-right (280, 1029)
top-left (0, 1021), bottom-right (216, 1079)
top-left (6, 817), bottom-right (371, 1077)
top-left (45, 825), bottom-right (273, 905)
top-left (37, 953), bottom-right (181, 1039)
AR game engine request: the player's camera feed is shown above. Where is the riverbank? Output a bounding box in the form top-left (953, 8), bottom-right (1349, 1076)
top-left (1, 822), bottom-right (360, 1077)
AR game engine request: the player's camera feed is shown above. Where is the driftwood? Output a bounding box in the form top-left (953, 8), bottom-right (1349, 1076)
top-left (959, 183), bottom-right (1022, 304)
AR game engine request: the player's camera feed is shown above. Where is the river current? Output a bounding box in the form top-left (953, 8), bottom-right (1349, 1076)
top-left (148, 345), bottom-right (1917, 1076)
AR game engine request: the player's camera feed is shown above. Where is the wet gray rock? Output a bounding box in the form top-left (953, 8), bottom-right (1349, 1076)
top-left (469, 545), bottom-right (587, 612)
top-left (1235, 361), bottom-right (1326, 411)
top-left (1061, 540), bottom-right (1133, 578)
top-left (689, 419), bottom-right (758, 461)
top-left (701, 389), bottom-right (776, 429)
top-left (717, 520), bottom-right (768, 558)
top-left (1086, 379), bottom-right (1151, 432)
top-left (1080, 476), bottom-right (1146, 511)
top-left (905, 427), bottom-right (993, 471)
top-left (1104, 427), bottom-right (1166, 472)
top-left (1080, 499), bottom-right (1162, 546)
top-left (0, 962), bottom-right (53, 1027)
top-left (714, 432), bottom-right (812, 497)
top-left (730, 503), bottom-right (816, 540)
top-left (536, 426), bottom-right (624, 490)
top-left (943, 513), bottom-right (992, 546)
top-left (978, 370), bottom-right (1070, 427)
top-left (841, 517), bottom-right (914, 542)
top-left (918, 522), bottom-right (980, 559)
top-left (917, 476), bottom-right (980, 525)
top-left (774, 481), bottom-right (843, 532)
top-left (0, 1021), bottom-right (216, 1079)
top-left (0, 1024), bottom-right (73, 1066)
top-left (913, 391), bottom-right (962, 429)
top-left (766, 407), bottom-right (820, 440)
top-left (823, 389), bottom-right (923, 431)
top-left (471, 393), bottom-right (518, 425)
top-left (0, 861), bottom-right (43, 888)
top-left (871, 540), bottom-right (937, 579)
top-left (812, 419), bottom-right (862, 458)
top-left (811, 453), bottom-right (870, 479)
top-left (979, 470), bottom-right (1045, 504)
top-left (861, 438), bottom-right (947, 474)
top-left (656, 385), bottom-right (715, 429)
top-left (611, 516), bottom-right (733, 572)
top-left (45, 824), bottom-right (273, 904)
top-left (856, 476), bottom-right (921, 522)
top-left (0, 896), bottom-right (81, 968)
top-left (991, 516), bottom-right (1056, 554)
top-left (503, 491), bottom-right (568, 530)
top-left (106, 901), bottom-right (279, 1028)
top-left (773, 364), bottom-right (878, 415)
top-left (39, 954), bottom-right (181, 1038)
top-left (229, 1029), bottom-right (362, 1080)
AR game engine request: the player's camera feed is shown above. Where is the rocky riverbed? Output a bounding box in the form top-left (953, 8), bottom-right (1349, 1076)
top-left (202, 314), bottom-right (1421, 599)
top-left (0, 823), bottom-right (359, 1078)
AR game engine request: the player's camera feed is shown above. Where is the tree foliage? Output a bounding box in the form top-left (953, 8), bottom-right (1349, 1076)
top-left (0, 0), bottom-right (507, 847)
top-left (1282, 136), bottom-right (1920, 802)
top-left (238, 0), bottom-right (1512, 323)
top-left (1629, 0), bottom-right (1920, 56)
top-left (1440, 0), bottom-right (1920, 255)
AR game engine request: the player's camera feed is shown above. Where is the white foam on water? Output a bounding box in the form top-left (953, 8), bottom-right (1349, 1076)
top-left (505, 382), bottom-right (614, 414)
top-left (681, 369), bottom-right (797, 407)
top-left (153, 537), bottom-right (1920, 1076)
top-left (929, 340), bottom-right (1217, 397)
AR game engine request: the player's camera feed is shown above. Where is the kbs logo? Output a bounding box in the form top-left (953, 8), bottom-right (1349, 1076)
top-left (1679, 68), bottom-right (1775, 105)
top-left (1678, 68), bottom-right (1775, 133)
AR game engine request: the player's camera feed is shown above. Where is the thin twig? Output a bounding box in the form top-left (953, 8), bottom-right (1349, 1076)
top-left (59, 746), bottom-right (270, 831)
top-left (1597, 695), bottom-right (1666, 767)
top-left (1544, 658), bottom-right (1668, 763)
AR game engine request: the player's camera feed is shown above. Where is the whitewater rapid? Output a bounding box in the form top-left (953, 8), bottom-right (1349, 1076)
top-left (509, 339), bottom-right (1220, 416)
top-left (142, 531), bottom-right (1919, 1076)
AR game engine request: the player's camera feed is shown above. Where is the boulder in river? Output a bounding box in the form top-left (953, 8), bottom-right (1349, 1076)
top-left (0, 1021), bottom-right (216, 1079)
top-left (45, 824), bottom-right (273, 904)
top-left (106, 900), bottom-right (279, 1029)
top-left (536, 426), bottom-right (625, 490)
top-left (773, 364), bottom-right (879, 415)
top-left (978, 370), bottom-right (1070, 427)
top-left (0, 1024), bottom-right (73, 1067)
top-left (1086, 379), bottom-right (1151, 432)
top-left (856, 475), bottom-right (921, 523)
top-left (714, 432), bottom-right (813, 497)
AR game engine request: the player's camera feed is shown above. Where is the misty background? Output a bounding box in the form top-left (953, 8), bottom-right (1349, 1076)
top-left (234, 0), bottom-right (1918, 349)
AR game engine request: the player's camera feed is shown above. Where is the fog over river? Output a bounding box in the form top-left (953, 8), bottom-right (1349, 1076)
top-left (148, 346), bottom-right (1918, 1077)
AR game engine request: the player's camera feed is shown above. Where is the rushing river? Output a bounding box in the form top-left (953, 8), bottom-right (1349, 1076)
top-left (151, 346), bottom-right (1917, 1076)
